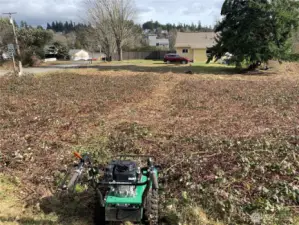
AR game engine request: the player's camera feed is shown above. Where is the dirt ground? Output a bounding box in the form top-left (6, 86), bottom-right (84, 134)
top-left (1, 62), bottom-right (299, 224)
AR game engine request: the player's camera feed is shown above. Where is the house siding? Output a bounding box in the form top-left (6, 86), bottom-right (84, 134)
top-left (176, 47), bottom-right (207, 62)
top-left (176, 47), bottom-right (193, 60)
top-left (148, 35), bottom-right (169, 48)
top-left (193, 49), bottom-right (207, 62)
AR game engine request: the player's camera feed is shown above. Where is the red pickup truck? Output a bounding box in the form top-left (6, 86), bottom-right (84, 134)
top-left (164, 53), bottom-right (193, 64)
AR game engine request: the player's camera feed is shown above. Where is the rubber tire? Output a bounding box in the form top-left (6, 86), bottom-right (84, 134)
top-left (94, 197), bottom-right (106, 225)
top-left (144, 189), bottom-right (159, 225)
top-left (181, 61), bottom-right (187, 64)
top-left (166, 60), bottom-right (171, 64)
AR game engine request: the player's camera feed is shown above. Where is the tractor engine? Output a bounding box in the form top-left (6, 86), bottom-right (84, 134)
top-left (105, 160), bottom-right (138, 197)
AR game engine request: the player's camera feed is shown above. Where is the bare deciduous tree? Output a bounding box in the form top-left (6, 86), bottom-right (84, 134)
top-left (85, 0), bottom-right (137, 61)
top-left (65, 32), bottom-right (77, 49)
top-left (168, 29), bottom-right (177, 51)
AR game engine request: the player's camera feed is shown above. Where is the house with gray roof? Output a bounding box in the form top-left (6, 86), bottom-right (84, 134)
top-left (175, 32), bottom-right (217, 62)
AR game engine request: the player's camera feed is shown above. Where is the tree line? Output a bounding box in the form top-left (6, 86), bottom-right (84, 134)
top-left (142, 20), bottom-right (214, 32)
top-left (45, 20), bottom-right (214, 34)
top-left (46, 21), bottom-right (91, 33)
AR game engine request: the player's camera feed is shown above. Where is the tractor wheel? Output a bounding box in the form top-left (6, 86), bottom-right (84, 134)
top-left (93, 197), bottom-right (106, 225)
top-left (144, 189), bottom-right (159, 225)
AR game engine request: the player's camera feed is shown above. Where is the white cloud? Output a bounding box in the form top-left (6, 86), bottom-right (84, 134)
top-left (0, 0), bottom-right (223, 26)
top-left (0, 0), bottom-right (83, 26)
top-left (136, 0), bottom-right (223, 26)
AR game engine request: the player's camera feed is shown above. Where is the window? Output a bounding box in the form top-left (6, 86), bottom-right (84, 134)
top-left (182, 49), bottom-right (189, 53)
top-left (156, 43), bottom-right (160, 46)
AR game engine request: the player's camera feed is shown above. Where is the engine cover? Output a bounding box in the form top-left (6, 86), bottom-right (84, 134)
top-left (114, 160), bottom-right (137, 182)
top-left (105, 160), bottom-right (138, 197)
top-left (105, 160), bottom-right (137, 182)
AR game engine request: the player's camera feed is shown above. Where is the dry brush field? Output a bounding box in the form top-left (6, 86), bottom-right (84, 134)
top-left (1, 63), bottom-right (299, 224)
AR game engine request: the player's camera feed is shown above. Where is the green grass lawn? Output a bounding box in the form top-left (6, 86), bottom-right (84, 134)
top-left (39, 59), bottom-right (299, 77)
top-left (41, 59), bottom-right (236, 75)
top-left (106, 59), bottom-right (231, 67)
top-left (98, 60), bottom-right (236, 75)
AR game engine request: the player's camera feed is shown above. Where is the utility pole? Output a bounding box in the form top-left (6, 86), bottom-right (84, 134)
top-left (3, 12), bottom-right (23, 76)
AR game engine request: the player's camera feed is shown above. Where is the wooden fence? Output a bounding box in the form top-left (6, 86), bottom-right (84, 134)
top-left (112, 51), bottom-right (176, 61)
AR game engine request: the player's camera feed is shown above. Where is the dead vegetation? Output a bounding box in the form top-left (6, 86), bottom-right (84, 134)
top-left (170, 78), bottom-right (299, 137)
top-left (0, 61), bottom-right (15, 70)
top-left (0, 65), bottom-right (299, 224)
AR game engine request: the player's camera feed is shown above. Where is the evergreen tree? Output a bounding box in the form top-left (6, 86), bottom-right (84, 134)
top-left (52, 41), bottom-right (69, 59)
top-left (51, 22), bottom-right (55, 31)
top-left (165, 23), bottom-right (172, 31)
top-left (70, 20), bottom-right (74, 30)
top-left (207, 0), bottom-right (299, 68)
top-left (197, 21), bottom-right (202, 31)
top-left (58, 21), bottom-right (63, 32)
top-left (20, 20), bottom-right (28, 29)
top-left (154, 21), bottom-right (159, 29)
top-left (64, 21), bottom-right (69, 32)
top-left (190, 22), bottom-right (196, 31)
top-left (46, 23), bottom-right (51, 30)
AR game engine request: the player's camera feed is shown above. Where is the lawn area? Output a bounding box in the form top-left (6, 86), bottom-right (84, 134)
top-left (40, 59), bottom-right (236, 75)
top-left (0, 65), bottom-right (299, 224)
top-left (111, 60), bottom-right (236, 74)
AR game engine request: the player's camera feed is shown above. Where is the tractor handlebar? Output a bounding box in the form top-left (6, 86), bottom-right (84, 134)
top-left (62, 152), bottom-right (160, 191)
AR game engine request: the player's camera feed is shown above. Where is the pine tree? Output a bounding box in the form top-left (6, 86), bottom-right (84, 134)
top-left (64, 21), bottom-right (69, 32)
top-left (46, 23), bottom-right (51, 30)
top-left (207, 0), bottom-right (299, 69)
top-left (165, 23), bottom-right (172, 31)
top-left (69, 21), bottom-right (74, 31)
top-left (154, 21), bottom-right (159, 29)
top-left (58, 21), bottom-right (63, 32)
top-left (51, 22), bottom-right (56, 31)
top-left (20, 20), bottom-right (28, 29)
top-left (197, 21), bottom-right (202, 31)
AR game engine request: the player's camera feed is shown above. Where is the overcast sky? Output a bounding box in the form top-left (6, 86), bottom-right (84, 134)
top-left (0, 0), bottom-right (223, 27)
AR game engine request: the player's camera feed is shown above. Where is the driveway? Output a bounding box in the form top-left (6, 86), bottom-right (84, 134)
top-left (0, 60), bottom-right (104, 77)
top-left (0, 67), bottom-right (66, 76)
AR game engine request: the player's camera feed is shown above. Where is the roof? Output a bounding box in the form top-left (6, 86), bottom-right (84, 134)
top-left (175, 32), bottom-right (217, 49)
top-left (69, 49), bottom-right (88, 55)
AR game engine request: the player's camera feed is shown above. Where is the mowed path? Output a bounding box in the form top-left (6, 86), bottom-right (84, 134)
top-left (106, 73), bottom-right (182, 129)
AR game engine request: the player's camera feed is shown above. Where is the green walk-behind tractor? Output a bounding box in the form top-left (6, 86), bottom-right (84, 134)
top-left (59, 152), bottom-right (160, 225)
